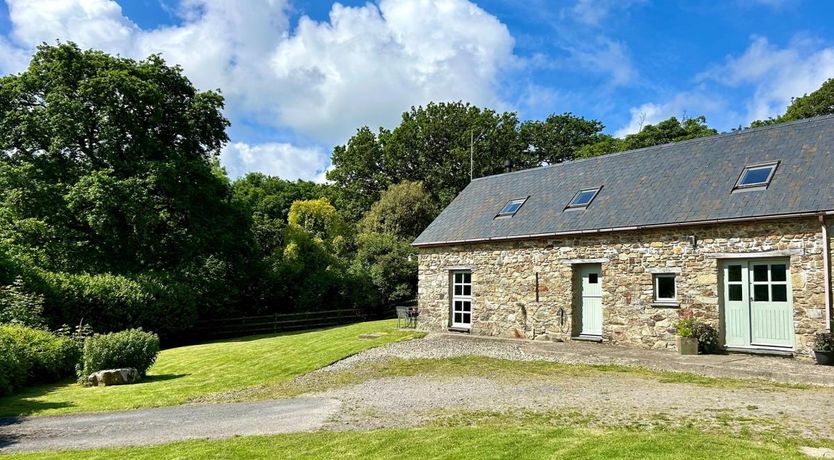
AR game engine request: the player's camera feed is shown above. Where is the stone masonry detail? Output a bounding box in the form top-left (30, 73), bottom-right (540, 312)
top-left (417, 218), bottom-right (831, 357)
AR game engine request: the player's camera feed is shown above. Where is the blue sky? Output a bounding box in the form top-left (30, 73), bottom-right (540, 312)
top-left (1, 0), bottom-right (833, 181)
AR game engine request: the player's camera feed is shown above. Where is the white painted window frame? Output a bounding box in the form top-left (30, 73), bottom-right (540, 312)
top-left (450, 271), bottom-right (473, 329)
top-left (653, 273), bottom-right (677, 303)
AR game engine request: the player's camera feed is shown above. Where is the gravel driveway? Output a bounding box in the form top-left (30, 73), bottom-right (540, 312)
top-left (0, 397), bottom-right (340, 453)
top-left (5, 333), bottom-right (834, 453)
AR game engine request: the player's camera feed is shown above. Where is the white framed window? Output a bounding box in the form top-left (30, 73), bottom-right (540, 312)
top-left (496, 197), bottom-right (528, 218)
top-left (451, 271), bottom-right (472, 328)
top-left (734, 162), bottom-right (778, 190)
top-left (653, 274), bottom-right (677, 304)
top-left (565, 187), bottom-right (601, 210)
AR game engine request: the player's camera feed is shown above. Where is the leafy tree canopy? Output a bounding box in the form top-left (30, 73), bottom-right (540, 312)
top-left (0, 43), bottom-right (236, 274)
top-left (577, 116), bottom-right (718, 157)
top-left (359, 181), bottom-right (437, 242)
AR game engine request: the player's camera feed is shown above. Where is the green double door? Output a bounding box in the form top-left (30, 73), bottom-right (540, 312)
top-left (722, 259), bottom-right (794, 350)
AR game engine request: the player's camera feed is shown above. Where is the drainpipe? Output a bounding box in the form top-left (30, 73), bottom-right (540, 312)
top-left (822, 215), bottom-right (832, 332)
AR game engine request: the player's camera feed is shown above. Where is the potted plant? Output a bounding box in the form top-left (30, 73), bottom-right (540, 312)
top-left (674, 318), bottom-right (699, 355)
top-left (812, 332), bottom-right (834, 365)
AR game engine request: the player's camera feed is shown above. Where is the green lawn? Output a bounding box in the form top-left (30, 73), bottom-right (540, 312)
top-left (0, 320), bottom-right (423, 417)
top-left (1, 419), bottom-right (813, 460)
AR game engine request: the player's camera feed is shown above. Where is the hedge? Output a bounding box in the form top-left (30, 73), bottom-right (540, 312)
top-left (79, 328), bottom-right (160, 379)
top-left (0, 324), bottom-right (81, 396)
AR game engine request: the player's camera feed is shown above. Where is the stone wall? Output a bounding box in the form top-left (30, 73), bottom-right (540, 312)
top-left (416, 218), bottom-right (831, 357)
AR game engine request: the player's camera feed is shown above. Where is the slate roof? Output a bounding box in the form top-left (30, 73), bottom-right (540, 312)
top-left (413, 114), bottom-right (834, 247)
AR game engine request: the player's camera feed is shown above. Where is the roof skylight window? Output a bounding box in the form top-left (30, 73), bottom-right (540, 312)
top-left (496, 197), bottom-right (527, 217)
top-left (735, 162), bottom-right (778, 190)
top-left (566, 188), bottom-right (601, 209)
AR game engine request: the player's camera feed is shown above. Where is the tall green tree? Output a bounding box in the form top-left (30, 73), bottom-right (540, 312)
top-left (519, 112), bottom-right (605, 164)
top-left (0, 43), bottom-right (236, 273)
top-left (0, 43), bottom-right (249, 331)
top-left (359, 181), bottom-right (437, 242)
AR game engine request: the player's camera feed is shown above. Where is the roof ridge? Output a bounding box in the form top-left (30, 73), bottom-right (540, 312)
top-left (474, 113), bottom-right (834, 182)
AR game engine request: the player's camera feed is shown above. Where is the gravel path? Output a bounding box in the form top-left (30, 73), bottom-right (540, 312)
top-left (0, 397), bottom-right (340, 453)
top-left (5, 333), bottom-right (834, 453)
top-left (305, 333), bottom-right (834, 439)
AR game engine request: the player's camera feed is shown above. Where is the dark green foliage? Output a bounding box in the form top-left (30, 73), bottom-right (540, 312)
top-left (813, 332), bottom-right (834, 352)
top-left (33, 270), bottom-right (197, 335)
top-left (352, 232), bottom-right (417, 311)
top-left (0, 276), bottom-right (46, 327)
top-left (80, 328), bottom-right (160, 379)
top-left (519, 112), bottom-right (605, 164)
top-left (359, 181), bottom-right (437, 241)
top-left (692, 322), bottom-right (720, 354)
top-left (328, 102), bottom-right (527, 219)
top-left (232, 173), bottom-right (335, 223)
top-left (0, 324), bottom-right (81, 396)
top-left (577, 116), bottom-right (718, 157)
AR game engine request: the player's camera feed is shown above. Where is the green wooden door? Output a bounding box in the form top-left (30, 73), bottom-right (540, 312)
top-left (722, 262), bottom-right (750, 348)
top-left (749, 261), bottom-right (793, 348)
top-left (722, 259), bottom-right (793, 350)
top-left (578, 264), bottom-right (603, 337)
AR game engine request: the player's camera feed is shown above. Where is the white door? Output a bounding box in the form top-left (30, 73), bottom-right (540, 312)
top-left (722, 259), bottom-right (793, 350)
top-left (451, 271), bottom-right (472, 329)
top-left (577, 264), bottom-right (603, 337)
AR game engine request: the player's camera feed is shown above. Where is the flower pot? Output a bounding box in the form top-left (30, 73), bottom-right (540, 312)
top-left (813, 350), bottom-right (834, 365)
top-left (676, 336), bottom-right (698, 355)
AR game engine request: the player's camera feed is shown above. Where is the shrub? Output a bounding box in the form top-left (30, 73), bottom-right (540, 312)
top-left (692, 322), bottom-right (720, 354)
top-left (813, 332), bottom-right (834, 352)
top-left (674, 318), bottom-right (695, 338)
top-left (80, 328), bottom-right (160, 380)
top-left (0, 324), bottom-right (81, 396)
top-left (0, 276), bottom-right (46, 327)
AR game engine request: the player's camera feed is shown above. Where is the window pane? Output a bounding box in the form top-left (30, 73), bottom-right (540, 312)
top-left (463, 273), bottom-right (471, 284)
top-left (740, 166), bottom-right (774, 186)
top-left (753, 284), bottom-right (769, 301)
top-left (499, 199), bottom-right (526, 215)
top-left (728, 284), bottom-right (743, 301)
top-left (454, 301), bottom-right (461, 310)
top-left (771, 264), bottom-right (787, 282)
top-left (462, 285), bottom-right (471, 296)
top-left (728, 265), bottom-right (742, 282)
top-left (454, 285), bottom-right (462, 295)
top-left (588, 273), bottom-right (598, 284)
top-left (752, 265), bottom-right (769, 282)
top-left (571, 189), bottom-right (599, 207)
top-left (455, 273), bottom-right (462, 283)
top-left (461, 301), bottom-right (471, 312)
top-left (454, 313), bottom-right (462, 323)
top-left (657, 276), bottom-right (675, 300)
top-left (772, 284), bottom-right (788, 302)
top-left (462, 313), bottom-right (471, 324)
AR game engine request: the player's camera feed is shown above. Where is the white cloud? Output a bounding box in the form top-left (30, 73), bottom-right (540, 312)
top-left (0, 0), bottom-right (516, 178)
top-left (564, 0), bottom-right (646, 27)
top-left (566, 38), bottom-right (635, 86)
top-left (697, 35), bottom-right (834, 122)
top-left (614, 91), bottom-right (727, 137)
top-left (267, 0), bottom-right (514, 143)
top-left (220, 142), bottom-right (329, 181)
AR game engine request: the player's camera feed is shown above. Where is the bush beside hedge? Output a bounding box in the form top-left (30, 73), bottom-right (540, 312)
top-left (0, 324), bottom-right (81, 396)
top-left (80, 329), bottom-right (160, 380)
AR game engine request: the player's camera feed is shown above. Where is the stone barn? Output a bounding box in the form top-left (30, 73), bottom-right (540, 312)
top-left (413, 115), bottom-right (834, 357)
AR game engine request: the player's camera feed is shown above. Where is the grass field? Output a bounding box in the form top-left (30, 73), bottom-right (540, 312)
top-left (1, 417), bottom-right (817, 460)
top-left (0, 320), bottom-right (423, 417)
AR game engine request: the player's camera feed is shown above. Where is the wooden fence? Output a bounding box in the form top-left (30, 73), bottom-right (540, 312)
top-left (182, 308), bottom-right (366, 342)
